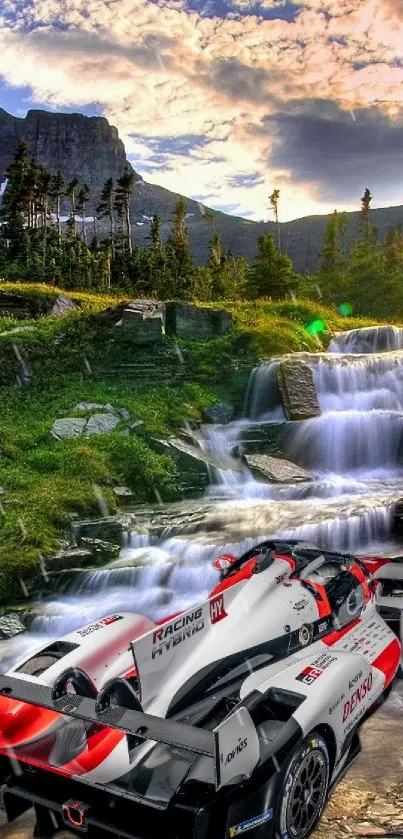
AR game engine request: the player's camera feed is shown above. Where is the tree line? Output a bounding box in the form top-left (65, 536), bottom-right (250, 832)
top-left (1, 141), bottom-right (403, 317)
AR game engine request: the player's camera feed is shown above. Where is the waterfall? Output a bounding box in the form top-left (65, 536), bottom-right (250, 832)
top-left (3, 324), bottom-right (403, 668)
top-left (329, 325), bottom-right (403, 354)
top-left (243, 359), bottom-right (283, 419)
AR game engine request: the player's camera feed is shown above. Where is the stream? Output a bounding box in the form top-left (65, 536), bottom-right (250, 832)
top-left (3, 323), bottom-right (403, 676)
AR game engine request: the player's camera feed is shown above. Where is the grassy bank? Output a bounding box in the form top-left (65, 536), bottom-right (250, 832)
top-left (0, 282), bottom-right (394, 602)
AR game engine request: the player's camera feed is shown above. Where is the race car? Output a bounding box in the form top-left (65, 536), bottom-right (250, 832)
top-left (0, 539), bottom-right (402, 839)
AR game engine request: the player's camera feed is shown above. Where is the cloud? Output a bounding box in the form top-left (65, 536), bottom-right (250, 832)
top-left (0, 0), bottom-right (403, 219)
top-left (261, 102), bottom-right (403, 202)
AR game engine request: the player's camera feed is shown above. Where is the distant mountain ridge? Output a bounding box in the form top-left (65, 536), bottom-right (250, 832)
top-left (0, 107), bottom-right (402, 272)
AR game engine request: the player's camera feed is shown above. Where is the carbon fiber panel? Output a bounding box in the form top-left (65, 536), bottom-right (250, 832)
top-left (0, 674), bottom-right (215, 757)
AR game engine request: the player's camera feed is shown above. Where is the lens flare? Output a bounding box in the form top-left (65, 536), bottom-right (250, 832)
top-left (338, 303), bottom-right (353, 316)
top-left (306, 319), bottom-right (326, 335)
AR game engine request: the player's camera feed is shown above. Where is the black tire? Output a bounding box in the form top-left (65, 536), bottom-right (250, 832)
top-left (276, 731), bottom-right (330, 839)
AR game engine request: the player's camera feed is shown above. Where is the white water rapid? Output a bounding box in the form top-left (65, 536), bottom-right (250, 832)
top-left (3, 328), bottom-right (403, 667)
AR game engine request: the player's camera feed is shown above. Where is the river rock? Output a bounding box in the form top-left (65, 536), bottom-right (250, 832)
top-left (47, 547), bottom-right (94, 571)
top-left (153, 436), bottom-right (242, 474)
top-left (236, 421), bottom-right (290, 456)
top-left (50, 295), bottom-right (78, 316)
top-left (0, 612), bottom-right (25, 639)
top-left (202, 402), bottom-right (234, 424)
top-left (244, 454), bottom-right (314, 483)
top-left (277, 359), bottom-right (321, 420)
top-left (79, 538), bottom-right (120, 557)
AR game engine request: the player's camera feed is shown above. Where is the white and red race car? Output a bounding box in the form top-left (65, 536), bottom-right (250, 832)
top-left (0, 540), bottom-right (402, 839)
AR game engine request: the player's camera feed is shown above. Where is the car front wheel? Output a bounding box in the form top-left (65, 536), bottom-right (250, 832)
top-left (276, 730), bottom-right (330, 839)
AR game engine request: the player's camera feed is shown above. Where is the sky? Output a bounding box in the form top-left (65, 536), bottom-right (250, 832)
top-left (0, 0), bottom-right (403, 221)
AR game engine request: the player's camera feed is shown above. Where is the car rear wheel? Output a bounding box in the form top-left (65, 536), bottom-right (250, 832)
top-left (276, 730), bottom-right (329, 839)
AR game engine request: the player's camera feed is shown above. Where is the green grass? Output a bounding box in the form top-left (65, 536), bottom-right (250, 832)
top-left (0, 375), bottom-right (219, 602)
top-left (0, 283), bottom-right (398, 603)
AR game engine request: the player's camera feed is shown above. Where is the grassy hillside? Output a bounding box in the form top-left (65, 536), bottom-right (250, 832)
top-left (0, 283), bottom-right (391, 602)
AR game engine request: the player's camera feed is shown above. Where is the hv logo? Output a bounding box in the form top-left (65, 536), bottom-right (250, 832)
top-left (210, 593), bottom-right (227, 624)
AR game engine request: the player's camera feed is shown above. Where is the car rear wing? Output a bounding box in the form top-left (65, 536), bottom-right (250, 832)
top-left (0, 674), bottom-right (260, 790)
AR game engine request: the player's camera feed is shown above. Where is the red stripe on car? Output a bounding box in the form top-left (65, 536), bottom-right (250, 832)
top-left (371, 638), bottom-right (401, 688)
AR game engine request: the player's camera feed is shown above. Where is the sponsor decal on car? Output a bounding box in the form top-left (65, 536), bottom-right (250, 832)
top-left (296, 653), bottom-right (337, 685)
top-left (221, 737), bottom-right (248, 767)
top-left (276, 573), bottom-right (287, 585)
top-left (294, 598), bottom-right (309, 611)
top-left (210, 593), bottom-right (227, 624)
top-left (228, 809), bottom-right (273, 837)
top-left (343, 672), bottom-right (373, 722)
top-left (77, 615), bottom-right (123, 637)
top-left (329, 694), bottom-right (345, 715)
top-left (296, 666), bottom-right (324, 685)
top-left (151, 608), bottom-right (204, 658)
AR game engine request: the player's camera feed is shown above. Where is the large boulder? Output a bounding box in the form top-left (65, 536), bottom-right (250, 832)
top-left (0, 612), bottom-right (25, 639)
top-left (165, 302), bottom-right (232, 340)
top-left (121, 308), bottom-right (163, 344)
top-left (244, 454), bottom-right (314, 483)
top-left (151, 435), bottom-right (241, 496)
top-left (276, 359), bottom-right (320, 420)
top-left (235, 421), bottom-right (290, 457)
top-left (50, 295), bottom-right (78, 316)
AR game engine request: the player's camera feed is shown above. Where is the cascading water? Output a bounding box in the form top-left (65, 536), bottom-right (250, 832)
top-left (3, 328), bottom-right (403, 667)
top-left (329, 325), bottom-right (403, 354)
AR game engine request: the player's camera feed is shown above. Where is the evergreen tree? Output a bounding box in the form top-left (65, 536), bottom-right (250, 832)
top-left (65, 178), bottom-right (79, 236)
top-left (1, 141), bottom-right (29, 259)
top-left (269, 189), bottom-right (281, 253)
top-left (165, 197), bottom-right (195, 298)
top-left (114, 167), bottom-right (134, 254)
top-left (360, 187), bottom-right (376, 243)
top-left (49, 171), bottom-right (65, 244)
top-left (246, 233), bottom-right (293, 299)
top-left (76, 184), bottom-right (90, 245)
top-left (317, 210), bottom-right (348, 301)
top-left (97, 178), bottom-right (115, 258)
top-left (383, 226), bottom-right (403, 273)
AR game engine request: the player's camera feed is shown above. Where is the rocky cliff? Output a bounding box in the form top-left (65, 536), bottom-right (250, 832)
top-left (0, 108), bottom-right (140, 192)
top-left (1, 107), bottom-right (403, 271)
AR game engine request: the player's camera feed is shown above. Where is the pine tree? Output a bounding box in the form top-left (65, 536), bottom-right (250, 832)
top-left (269, 189), bottom-right (281, 253)
top-left (49, 171), bottom-right (65, 244)
top-left (76, 184), bottom-right (90, 245)
top-left (97, 178), bottom-right (115, 258)
top-left (65, 178), bottom-right (79, 236)
top-left (1, 141), bottom-right (29, 258)
top-left (114, 168), bottom-right (134, 254)
top-left (317, 210), bottom-right (348, 301)
top-left (384, 226), bottom-right (403, 273)
top-left (165, 197), bottom-right (195, 298)
top-left (360, 187), bottom-right (376, 243)
top-left (247, 233), bottom-right (293, 299)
